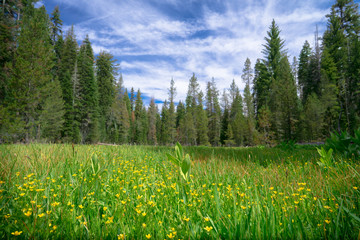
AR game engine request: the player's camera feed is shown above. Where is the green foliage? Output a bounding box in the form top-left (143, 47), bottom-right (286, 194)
top-left (303, 93), bottom-right (324, 141)
top-left (6, 5), bottom-right (55, 142)
top-left (276, 140), bottom-right (297, 151)
top-left (253, 59), bottom-right (271, 115)
top-left (59, 26), bottom-right (78, 142)
top-left (147, 98), bottom-right (157, 145)
top-left (96, 51), bottom-right (117, 141)
top-left (206, 79), bottom-right (221, 146)
top-left (325, 129), bottom-right (360, 159)
top-left (298, 40), bottom-right (312, 102)
top-left (166, 142), bottom-right (191, 181)
top-left (39, 79), bottom-right (65, 142)
top-left (269, 56), bottom-right (299, 141)
top-left (262, 19), bottom-right (285, 77)
top-left (316, 147), bottom-right (334, 167)
top-left (78, 36), bottom-right (99, 143)
top-left (0, 144), bottom-right (359, 239)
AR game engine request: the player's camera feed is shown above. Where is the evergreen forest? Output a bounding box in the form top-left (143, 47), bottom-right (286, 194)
top-left (1, 0), bottom-right (360, 145)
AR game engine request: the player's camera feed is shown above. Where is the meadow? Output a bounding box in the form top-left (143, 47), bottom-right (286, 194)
top-left (0, 144), bottom-right (359, 239)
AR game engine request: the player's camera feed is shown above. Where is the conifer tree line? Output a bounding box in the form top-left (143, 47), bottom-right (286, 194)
top-left (0, 0), bottom-right (359, 145)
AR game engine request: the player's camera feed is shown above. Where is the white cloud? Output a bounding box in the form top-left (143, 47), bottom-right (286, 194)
top-left (34, 1), bottom-right (45, 8)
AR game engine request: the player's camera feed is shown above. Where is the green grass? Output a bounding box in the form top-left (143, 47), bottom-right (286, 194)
top-left (0, 144), bottom-right (359, 239)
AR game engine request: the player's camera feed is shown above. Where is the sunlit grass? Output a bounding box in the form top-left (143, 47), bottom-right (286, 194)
top-left (0, 144), bottom-right (359, 239)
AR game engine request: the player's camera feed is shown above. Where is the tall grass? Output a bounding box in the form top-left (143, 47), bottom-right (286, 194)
top-left (0, 144), bottom-right (359, 239)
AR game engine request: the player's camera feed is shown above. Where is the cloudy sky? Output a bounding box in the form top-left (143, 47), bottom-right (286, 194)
top-left (40, 0), bottom-right (353, 104)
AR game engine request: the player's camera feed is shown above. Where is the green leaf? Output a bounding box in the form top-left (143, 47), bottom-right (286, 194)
top-left (342, 206), bottom-right (360, 223)
top-left (181, 154), bottom-right (191, 177)
top-left (166, 153), bottom-right (180, 166)
top-left (175, 142), bottom-right (184, 161)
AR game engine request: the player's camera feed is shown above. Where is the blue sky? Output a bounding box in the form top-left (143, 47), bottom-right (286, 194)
top-left (39, 0), bottom-right (357, 104)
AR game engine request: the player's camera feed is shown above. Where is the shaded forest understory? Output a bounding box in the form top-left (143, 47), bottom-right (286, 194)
top-left (0, 0), bottom-right (359, 145)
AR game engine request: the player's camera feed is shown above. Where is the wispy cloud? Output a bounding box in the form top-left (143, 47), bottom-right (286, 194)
top-left (50, 0), bottom-right (334, 104)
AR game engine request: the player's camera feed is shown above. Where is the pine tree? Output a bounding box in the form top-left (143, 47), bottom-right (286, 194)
top-left (325, 0), bottom-right (360, 133)
top-left (118, 98), bottom-right (130, 144)
top-left (78, 36), bottom-right (99, 143)
top-left (298, 40), bottom-right (312, 102)
top-left (206, 78), bottom-right (221, 146)
top-left (175, 101), bottom-right (185, 142)
top-left (224, 123), bottom-right (235, 146)
top-left (196, 91), bottom-right (209, 145)
top-left (123, 89), bottom-right (131, 117)
top-left (322, 1), bottom-right (359, 132)
top-left (59, 26), bottom-right (79, 142)
top-left (134, 89), bottom-right (147, 144)
top-left (242, 58), bottom-right (256, 145)
top-left (167, 79), bottom-right (177, 144)
top-left (230, 90), bottom-right (245, 146)
top-left (108, 79), bottom-right (129, 143)
top-left (50, 5), bottom-right (63, 79)
top-left (0, 0), bottom-right (24, 108)
top-left (6, 5), bottom-right (55, 142)
top-left (303, 93), bottom-right (323, 141)
top-left (184, 73), bottom-right (199, 144)
top-left (253, 59), bottom-right (271, 116)
top-left (220, 107), bottom-right (230, 145)
top-left (148, 97), bottom-right (158, 145)
top-left (269, 56), bottom-right (299, 140)
top-left (130, 87), bottom-right (135, 112)
top-left (229, 79), bottom-right (239, 104)
top-left (243, 84), bottom-right (256, 145)
top-left (257, 105), bottom-right (273, 145)
top-left (181, 111), bottom-right (196, 145)
top-left (320, 49), bottom-right (340, 134)
top-left (262, 19), bottom-right (286, 78)
top-left (242, 58), bottom-right (253, 86)
top-left (160, 100), bottom-right (169, 144)
top-left (40, 79), bottom-right (64, 142)
top-left (96, 51), bottom-right (117, 141)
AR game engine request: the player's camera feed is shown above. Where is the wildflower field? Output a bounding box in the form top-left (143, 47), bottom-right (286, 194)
top-left (0, 144), bottom-right (359, 239)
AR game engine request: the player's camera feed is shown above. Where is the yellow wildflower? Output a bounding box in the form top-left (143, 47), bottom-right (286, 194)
top-left (38, 213), bottom-right (45, 218)
top-left (11, 231), bottom-right (22, 236)
top-left (204, 226), bottom-right (213, 232)
top-left (325, 220), bottom-right (331, 224)
top-left (24, 211), bottom-right (32, 217)
top-left (117, 234), bottom-right (125, 240)
top-left (167, 233), bottom-right (175, 239)
top-left (145, 234), bottom-right (151, 239)
top-left (79, 205), bottom-right (84, 209)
